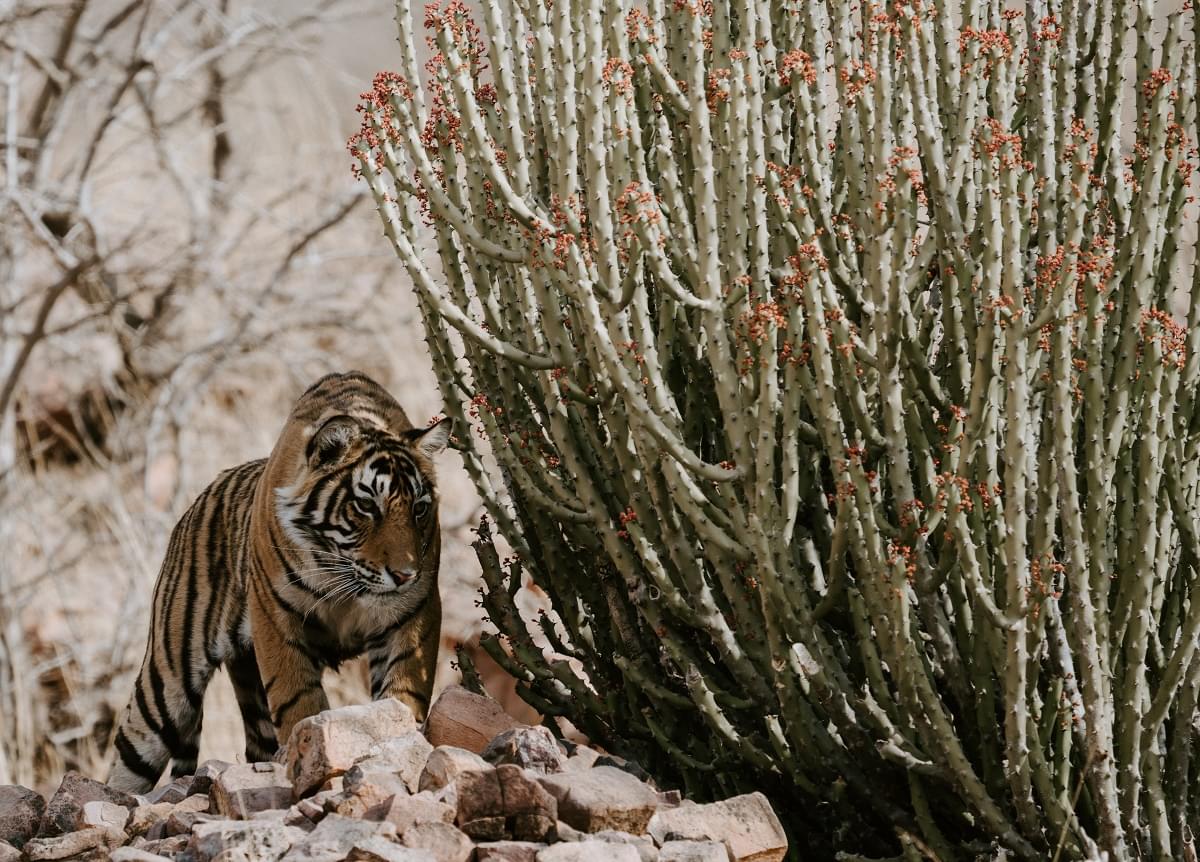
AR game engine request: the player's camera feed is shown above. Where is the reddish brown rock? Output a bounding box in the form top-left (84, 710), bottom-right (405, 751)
top-left (647, 794), bottom-right (785, 862)
top-left (288, 699), bottom-right (418, 797)
top-left (539, 766), bottom-right (658, 834)
top-left (475, 841), bottom-right (546, 862)
top-left (0, 785), bottom-right (45, 848)
top-left (402, 821), bottom-right (473, 862)
top-left (37, 771), bottom-right (136, 838)
top-left (461, 816), bottom-right (507, 841)
top-left (212, 762), bottom-right (293, 819)
top-left (424, 687), bottom-right (520, 754)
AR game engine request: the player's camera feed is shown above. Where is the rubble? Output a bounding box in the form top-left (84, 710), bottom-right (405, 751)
top-left (17, 690), bottom-right (786, 862)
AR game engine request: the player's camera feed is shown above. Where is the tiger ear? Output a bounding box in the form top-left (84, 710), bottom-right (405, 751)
top-left (306, 414), bottom-right (360, 467)
top-left (405, 417), bottom-right (452, 459)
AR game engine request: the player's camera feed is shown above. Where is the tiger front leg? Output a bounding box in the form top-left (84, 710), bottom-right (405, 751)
top-left (249, 585), bottom-right (329, 745)
top-left (367, 597), bottom-right (441, 721)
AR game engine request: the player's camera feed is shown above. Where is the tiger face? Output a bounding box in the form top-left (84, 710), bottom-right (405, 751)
top-left (274, 413), bottom-right (452, 599)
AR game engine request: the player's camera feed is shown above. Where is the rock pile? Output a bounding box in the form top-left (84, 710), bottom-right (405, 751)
top-left (0, 686), bottom-right (787, 862)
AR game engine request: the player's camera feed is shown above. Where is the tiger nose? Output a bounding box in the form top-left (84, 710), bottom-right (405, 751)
top-left (390, 566), bottom-right (417, 584)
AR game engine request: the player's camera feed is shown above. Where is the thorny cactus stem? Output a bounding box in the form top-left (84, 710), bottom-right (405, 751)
top-left (355, 1), bottom-right (1200, 858)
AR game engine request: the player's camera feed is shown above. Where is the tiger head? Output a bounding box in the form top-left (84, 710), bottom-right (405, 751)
top-left (270, 394), bottom-right (452, 599)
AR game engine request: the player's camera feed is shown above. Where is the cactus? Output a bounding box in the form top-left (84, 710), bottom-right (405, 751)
top-left (354, 1), bottom-right (1200, 858)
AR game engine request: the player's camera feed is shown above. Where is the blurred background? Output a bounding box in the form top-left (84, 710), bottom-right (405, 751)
top-left (0, 0), bottom-right (520, 793)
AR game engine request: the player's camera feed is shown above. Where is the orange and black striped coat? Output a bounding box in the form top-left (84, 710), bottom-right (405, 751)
top-left (108, 372), bottom-right (449, 792)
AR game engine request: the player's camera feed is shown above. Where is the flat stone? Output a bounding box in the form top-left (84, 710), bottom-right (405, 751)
top-left (366, 791), bottom-right (455, 833)
top-left (402, 821), bottom-right (473, 862)
top-left (537, 842), bottom-right (641, 862)
top-left (80, 799), bottom-right (129, 833)
top-left (419, 747), bottom-right (491, 793)
top-left (24, 826), bottom-right (124, 860)
top-left (280, 813), bottom-right (396, 861)
top-left (475, 841), bottom-right (546, 862)
top-left (37, 771), bottom-right (137, 837)
top-left (166, 809), bottom-right (220, 836)
top-left (138, 834), bottom-right (189, 857)
top-left (539, 766), bottom-right (658, 834)
top-left (0, 785), bottom-right (45, 847)
top-left (347, 836), bottom-right (437, 862)
top-left (287, 699), bottom-right (418, 798)
top-left (110, 849), bottom-right (176, 862)
top-left (593, 830), bottom-right (659, 862)
top-left (424, 687), bottom-right (520, 754)
top-left (0, 841), bottom-right (20, 862)
top-left (188, 818), bottom-right (308, 861)
top-left (212, 762), bottom-right (293, 818)
top-left (561, 748), bottom-right (600, 773)
top-left (646, 794), bottom-right (785, 862)
top-left (659, 840), bottom-right (729, 862)
top-left (593, 756), bottom-right (653, 784)
top-left (482, 727), bottom-right (565, 774)
top-left (350, 732), bottom-right (434, 794)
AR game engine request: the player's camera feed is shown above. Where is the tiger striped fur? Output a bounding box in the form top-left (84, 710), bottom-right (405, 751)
top-left (108, 371), bottom-right (451, 792)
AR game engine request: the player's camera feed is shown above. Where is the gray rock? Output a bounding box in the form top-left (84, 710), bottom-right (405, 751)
top-left (145, 777), bottom-right (192, 805)
top-left (418, 747), bottom-right (490, 793)
top-left (402, 821), bottom-right (473, 862)
top-left (0, 841), bottom-right (20, 862)
top-left (346, 836), bottom-right (438, 862)
top-left (279, 813), bottom-right (396, 861)
top-left (539, 766), bottom-right (659, 834)
top-left (110, 848), bottom-right (176, 862)
top-left (190, 760), bottom-right (234, 797)
top-left (365, 791), bottom-right (455, 833)
top-left (536, 842), bottom-right (642, 862)
top-left (659, 841), bottom-right (729, 862)
top-left (23, 826), bottom-right (125, 860)
top-left (187, 818), bottom-right (307, 861)
top-left (350, 732), bottom-right (434, 794)
top-left (593, 830), bottom-right (660, 862)
top-left (482, 727), bottom-right (565, 774)
top-left (646, 794), bottom-right (786, 862)
top-left (0, 784), bottom-right (45, 848)
top-left (37, 771), bottom-right (136, 838)
top-left (212, 762), bottom-right (293, 819)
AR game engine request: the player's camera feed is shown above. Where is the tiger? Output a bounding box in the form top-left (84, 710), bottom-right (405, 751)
top-left (107, 371), bottom-right (451, 792)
